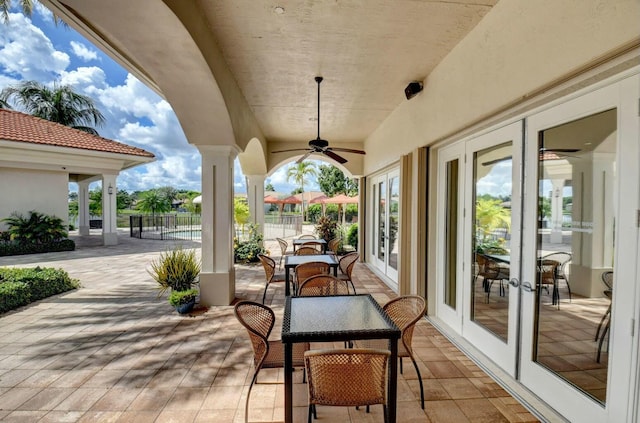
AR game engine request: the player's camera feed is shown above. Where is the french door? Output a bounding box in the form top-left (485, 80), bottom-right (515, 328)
top-left (436, 70), bottom-right (639, 422)
top-left (370, 170), bottom-right (400, 287)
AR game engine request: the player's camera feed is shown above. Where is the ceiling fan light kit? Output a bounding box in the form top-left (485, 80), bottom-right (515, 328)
top-left (271, 76), bottom-right (366, 164)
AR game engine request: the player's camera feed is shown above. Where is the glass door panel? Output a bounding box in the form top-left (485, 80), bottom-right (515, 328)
top-left (532, 109), bottom-right (616, 404)
top-left (388, 176), bottom-right (399, 272)
top-left (378, 180), bottom-right (386, 262)
top-left (444, 160), bottom-right (459, 309)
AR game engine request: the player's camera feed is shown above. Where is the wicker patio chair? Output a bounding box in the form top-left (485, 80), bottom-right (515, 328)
top-left (276, 237), bottom-right (293, 270)
top-left (337, 252), bottom-right (359, 294)
top-left (295, 246), bottom-right (320, 255)
top-left (537, 259), bottom-right (560, 308)
top-left (327, 238), bottom-right (340, 256)
top-left (301, 240), bottom-right (324, 253)
top-left (234, 300), bottom-right (309, 423)
top-left (304, 348), bottom-right (390, 423)
top-left (295, 261), bottom-right (330, 295)
top-left (541, 252), bottom-right (572, 302)
top-left (356, 295), bottom-right (426, 409)
top-left (596, 271), bottom-right (614, 363)
top-left (257, 254), bottom-right (287, 304)
top-left (298, 234), bottom-right (316, 240)
top-left (475, 254), bottom-right (510, 303)
top-left (298, 274), bottom-right (351, 297)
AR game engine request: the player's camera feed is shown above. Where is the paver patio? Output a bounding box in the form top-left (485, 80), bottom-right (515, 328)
top-left (0, 232), bottom-right (539, 422)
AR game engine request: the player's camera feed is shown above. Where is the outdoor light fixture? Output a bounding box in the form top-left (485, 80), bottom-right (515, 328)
top-left (108, 184), bottom-right (113, 195)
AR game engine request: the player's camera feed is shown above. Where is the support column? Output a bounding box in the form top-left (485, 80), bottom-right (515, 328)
top-left (549, 179), bottom-right (565, 244)
top-left (198, 145), bottom-right (239, 306)
top-left (245, 174), bottom-right (265, 239)
top-left (78, 181), bottom-right (90, 236)
top-left (102, 174), bottom-right (118, 246)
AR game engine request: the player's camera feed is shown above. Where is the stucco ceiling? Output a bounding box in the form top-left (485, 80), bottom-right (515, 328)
top-left (44, 0), bottom-right (497, 154)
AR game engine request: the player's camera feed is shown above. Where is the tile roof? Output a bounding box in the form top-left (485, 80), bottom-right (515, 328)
top-left (0, 109), bottom-right (155, 158)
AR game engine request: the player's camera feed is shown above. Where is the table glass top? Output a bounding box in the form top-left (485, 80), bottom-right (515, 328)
top-left (284, 254), bottom-right (337, 267)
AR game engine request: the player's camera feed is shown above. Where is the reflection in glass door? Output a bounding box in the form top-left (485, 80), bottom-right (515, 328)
top-left (532, 109), bottom-right (616, 404)
top-left (370, 170), bottom-right (400, 286)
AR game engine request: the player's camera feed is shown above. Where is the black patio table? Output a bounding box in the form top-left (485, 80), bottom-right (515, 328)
top-left (283, 254), bottom-right (338, 296)
top-left (282, 294), bottom-right (401, 423)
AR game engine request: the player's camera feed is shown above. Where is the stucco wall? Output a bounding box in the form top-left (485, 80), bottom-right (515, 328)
top-left (363, 0), bottom-right (640, 174)
top-left (0, 169), bottom-right (68, 230)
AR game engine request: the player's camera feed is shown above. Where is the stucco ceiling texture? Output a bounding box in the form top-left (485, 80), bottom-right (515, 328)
top-left (198, 0), bottom-right (497, 145)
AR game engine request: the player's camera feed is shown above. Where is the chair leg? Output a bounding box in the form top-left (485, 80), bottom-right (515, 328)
top-left (595, 304), bottom-right (611, 341)
top-left (383, 405), bottom-right (388, 423)
top-left (245, 369), bottom-right (260, 423)
top-left (597, 317), bottom-right (611, 363)
top-left (349, 280), bottom-right (357, 295)
top-left (261, 282), bottom-right (269, 304)
top-left (308, 404), bottom-right (313, 423)
top-left (399, 357), bottom-right (403, 374)
top-left (409, 355), bottom-right (425, 409)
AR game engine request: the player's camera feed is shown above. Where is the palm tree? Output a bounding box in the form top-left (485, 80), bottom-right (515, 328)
top-left (0, 0), bottom-right (33, 24)
top-left (136, 189), bottom-right (171, 222)
top-left (0, 80), bottom-right (105, 135)
top-left (286, 161), bottom-right (317, 220)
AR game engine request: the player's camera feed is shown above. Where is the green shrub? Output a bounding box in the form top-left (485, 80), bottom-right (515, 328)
top-left (2, 211), bottom-right (67, 245)
top-left (0, 239), bottom-right (75, 256)
top-left (168, 288), bottom-right (199, 307)
top-left (344, 204), bottom-right (358, 223)
top-left (234, 223), bottom-right (265, 263)
top-left (347, 223), bottom-right (358, 249)
top-left (325, 204), bottom-right (339, 221)
top-left (0, 267), bottom-right (80, 314)
top-left (306, 204), bottom-right (322, 223)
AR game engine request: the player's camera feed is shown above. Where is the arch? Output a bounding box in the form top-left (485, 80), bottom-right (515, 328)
top-left (238, 137), bottom-right (268, 176)
top-left (268, 155), bottom-right (356, 179)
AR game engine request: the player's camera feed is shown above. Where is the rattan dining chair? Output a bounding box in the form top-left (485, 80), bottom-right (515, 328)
top-left (298, 234), bottom-right (316, 240)
top-left (295, 246), bottom-right (320, 255)
top-left (258, 253), bottom-right (287, 304)
top-left (356, 295), bottom-right (426, 409)
top-left (337, 252), bottom-right (359, 294)
top-left (327, 238), bottom-right (340, 256)
top-left (475, 254), bottom-right (510, 303)
top-left (298, 274), bottom-right (351, 297)
top-left (301, 240), bottom-right (325, 253)
top-left (276, 237), bottom-right (293, 270)
top-left (542, 252), bottom-right (572, 302)
top-left (234, 301), bottom-right (309, 423)
top-left (596, 271), bottom-right (614, 363)
top-left (537, 259), bottom-right (561, 309)
top-left (304, 348), bottom-right (390, 423)
top-left (295, 261), bottom-right (330, 295)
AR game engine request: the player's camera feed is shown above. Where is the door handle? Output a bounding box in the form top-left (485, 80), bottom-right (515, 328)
top-left (508, 278), bottom-right (520, 288)
top-left (521, 281), bottom-right (534, 293)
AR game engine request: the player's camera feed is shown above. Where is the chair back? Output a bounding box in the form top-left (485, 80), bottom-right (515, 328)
top-left (298, 274), bottom-right (350, 297)
top-left (276, 238), bottom-right (289, 255)
top-left (298, 234), bottom-right (316, 240)
top-left (601, 271), bottom-right (614, 290)
top-left (383, 295), bottom-right (426, 356)
top-left (305, 348), bottom-right (390, 407)
top-left (476, 254), bottom-right (502, 279)
top-left (537, 259), bottom-right (559, 286)
top-left (542, 252), bottom-right (572, 279)
top-left (302, 240), bottom-right (324, 252)
top-left (295, 246), bottom-right (320, 255)
top-left (234, 301), bottom-right (275, 368)
top-left (258, 253), bottom-right (276, 281)
top-left (295, 261), bottom-right (330, 284)
top-left (327, 238), bottom-right (340, 254)
top-left (339, 252), bottom-right (359, 277)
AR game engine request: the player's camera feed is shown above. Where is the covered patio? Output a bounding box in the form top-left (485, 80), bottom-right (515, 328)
top-left (0, 236), bottom-right (537, 422)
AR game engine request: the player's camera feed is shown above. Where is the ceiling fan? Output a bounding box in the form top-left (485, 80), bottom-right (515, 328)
top-left (482, 148), bottom-right (581, 167)
top-left (271, 76), bottom-right (366, 164)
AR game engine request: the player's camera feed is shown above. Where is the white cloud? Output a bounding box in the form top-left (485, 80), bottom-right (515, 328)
top-left (69, 41), bottom-right (98, 62)
top-left (0, 13), bottom-right (69, 81)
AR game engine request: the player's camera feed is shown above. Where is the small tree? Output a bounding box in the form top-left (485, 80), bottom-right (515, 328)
top-left (136, 189), bottom-right (172, 218)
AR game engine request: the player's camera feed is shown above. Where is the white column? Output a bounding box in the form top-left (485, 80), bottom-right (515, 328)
top-left (102, 174), bottom-right (118, 246)
top-left (78, 181), bottom-right (90, 236)
top-left (245, 174), bottom-right (265, 238)
top-left (549, 179), bottom-right (565, 244)
top-left (198, 145), bottom-right (239, 306)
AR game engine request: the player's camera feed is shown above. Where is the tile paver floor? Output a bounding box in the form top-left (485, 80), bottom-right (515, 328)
top-left (0, 232), bottom-right (539, 422)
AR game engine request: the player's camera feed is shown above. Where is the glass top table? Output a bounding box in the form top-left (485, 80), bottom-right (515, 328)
top-left (282, 294), bottom-right (400, 422)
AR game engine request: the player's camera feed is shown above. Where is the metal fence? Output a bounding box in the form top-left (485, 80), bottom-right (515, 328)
top-left (129, 214), bottom-right (201, 240)
top-left (263, 214), bottom-right (303, 240)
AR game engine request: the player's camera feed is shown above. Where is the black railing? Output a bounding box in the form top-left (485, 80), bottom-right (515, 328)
top-left (129, 214), bottom-right (201, 240)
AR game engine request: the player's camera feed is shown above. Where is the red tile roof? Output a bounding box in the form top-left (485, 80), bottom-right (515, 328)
top-left (0, 109), bottom-right (155, 158)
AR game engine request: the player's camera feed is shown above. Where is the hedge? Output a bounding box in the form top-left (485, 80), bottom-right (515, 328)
top-left (0, 267), bottom-right (80, 313)
top-left (0, 239), bottom-right (75, 257)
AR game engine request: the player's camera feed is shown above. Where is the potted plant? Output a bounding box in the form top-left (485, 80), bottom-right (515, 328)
top-left (148, 247), bottom-right (201, 314)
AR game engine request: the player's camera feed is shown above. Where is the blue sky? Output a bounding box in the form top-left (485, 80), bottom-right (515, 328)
top-left (0, 5), bottom-right (321, 195)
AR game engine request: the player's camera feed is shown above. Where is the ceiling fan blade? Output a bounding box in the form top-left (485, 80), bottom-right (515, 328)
top-left (296, 150), bottom-right (314, 163)
top-left (482, 156), bottom-right (512, 166)
top-left (272, 148), bottom-right (312, 154)
top-left (323, 149), bottom-right (348, 164)
top-left (328, 147), bottom-right (366, 155)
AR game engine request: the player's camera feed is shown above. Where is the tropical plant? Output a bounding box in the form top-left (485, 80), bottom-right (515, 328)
top-left (234, 197), bottom-right (250, 229)
top-left (89, 188), bottom-right (102, 216)
top-left (0, 80), bottom-right (105, 135)
top-left (286, 161), bottom-right (317, 220)
top-left (2, 210), bottom-right (67, 245)
top-left (233, 223), bottom-right (265, 263)
top-left (148, 247), bottom-right (201, 295)
top-left (265, 182), bottom-right (275, 192)
top-left (0, 0), bottom-right (33, 24)
top-left (474, 198), bottom-right (511, 244)
top-left (315, 215), bottom-right (337, 242)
